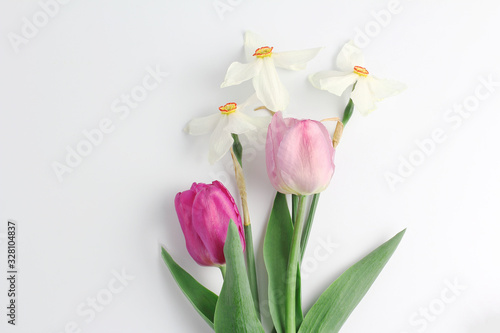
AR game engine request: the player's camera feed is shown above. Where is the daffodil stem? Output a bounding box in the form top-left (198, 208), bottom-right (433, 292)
top-left (286, 195), bottom-right (307, 333)
top-left (300, 193), bottom-right (320, 260)
top-left (230, 136), bottom-right (261, 320)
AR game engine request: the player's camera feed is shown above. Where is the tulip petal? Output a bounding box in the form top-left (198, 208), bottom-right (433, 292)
top-left (191, 183), bottom-right (243, 266)
top-left (309, 71), bottom-right (357, 96)
top-left (336, 41), bottom-right (365, 72)
top-left (276, 120), bottom-right (335, 195)
top-left (368, 76), bottom-right (406, 100)
top-left (191, 188), bottom-right (227, 266)
top-left (175, 189), bottom-right (214, 266)
top-left (266, 112), bottom-right (292, 193)
top-left (221, 60), bottom-right (263, 88)
top-left (253, 58), bottom-right (289, 111)
top-left (208, 116), bottom-right (233, 164)
top-left (350, 78), bottom-right (376, 116)
top-left (273, 48), bottom-right (322, 71)
top-left (184, 113), bottom-right (221, 135)
top-left (211, 181), bottom-right (245, 252)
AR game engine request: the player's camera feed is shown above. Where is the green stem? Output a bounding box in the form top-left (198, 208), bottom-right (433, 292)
top-left (285, 195), bottom-right (307, 333)
top-left (291, 194), bottom-right (299, 226)
top-left (219, 265), bottom-right (226, 279)
top-left (244, 224), bottom-right (261, 319)
top-left (300, 193), bottom-right (320, 260)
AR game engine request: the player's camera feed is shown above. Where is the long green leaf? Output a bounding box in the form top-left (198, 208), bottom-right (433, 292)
top-left (298, 229), bottom-right (406, 333)
top-left (263, 192), bottom-right (303, 333)
top-left (161, 247), bottom-right (218, 329)
top-left (214, 220), bottom-right (264, 333)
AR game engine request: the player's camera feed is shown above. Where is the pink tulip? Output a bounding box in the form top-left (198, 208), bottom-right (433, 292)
top-left (175, 181), bottom-right (245, 267)
top-left (266, 112), bottom-right (336, 195)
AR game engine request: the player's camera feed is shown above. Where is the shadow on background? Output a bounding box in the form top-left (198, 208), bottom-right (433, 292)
top-left (467, 316), bottom-right (500, 333)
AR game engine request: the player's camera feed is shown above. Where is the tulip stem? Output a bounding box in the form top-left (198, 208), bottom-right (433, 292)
top-left (300, 193), bottom-right (320, 260)
top-left (230, 140), bottom-right (261, 321)
top-left (285, 195), bottom-right (307, 333)
top-left (219, 265), bottom-right (226, 279)
top-left (291, 194), bottom-right (299, 226)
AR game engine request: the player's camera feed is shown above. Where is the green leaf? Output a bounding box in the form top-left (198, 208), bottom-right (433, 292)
top-left (263, 192), bottom-right (303, 333)
top-left (298, 229), bottom-right (406, 333)
top-left (214, 220), bottom-right (264, 333)
top-left (161, 247), bottom-right (218, 329)
top-left (244, 224), bottom-right (261, 319)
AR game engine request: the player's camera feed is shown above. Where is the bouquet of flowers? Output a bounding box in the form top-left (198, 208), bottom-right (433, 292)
top-left (161, 31), bottom-right (406, 333)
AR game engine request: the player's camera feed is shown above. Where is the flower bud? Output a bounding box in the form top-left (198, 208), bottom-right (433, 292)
top-left (265, 112), bottom-right (335, 195)
top-left (175, 181), bottom-right (245, 266)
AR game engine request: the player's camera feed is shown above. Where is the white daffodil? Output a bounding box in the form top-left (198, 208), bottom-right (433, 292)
top-left (184, 96), bottom-right (271, 164)
top-left (309, 41), bottom-right (406, 115)
top-left (221, 31), bottom-right (322, 112)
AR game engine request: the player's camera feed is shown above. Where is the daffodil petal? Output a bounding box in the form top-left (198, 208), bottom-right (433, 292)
top-left (368, 76), bottom-right (406, 100)
top-left (273, 47), bottom-right (322, 71)
top-left (309, 71), bottom-right (338, 90)
top-left (208, 116), bottom-right (233, 164)
top-left (221, 60), bottom-right (263, 88)
top-left (238, 93), bottom-right (261, 110)
top-left (350, 79), bottom-right (376, 116)
top-left (227, 112), bottom-right (257, 134)
top-left (244, 31), bottom-right (268, 61)
top-left (253, 58), bottom-right (289, 112)
top-left (310, 71), bottom-right (357, 96)
top-left (237, 112), bottom-right (271, 131)
top-left (336, 40), bottom-right (365, 72)
top-left (184, 113), bottom-right (221, 135)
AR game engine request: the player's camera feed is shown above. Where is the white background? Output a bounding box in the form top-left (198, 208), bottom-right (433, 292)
top-left (1, 0), bottom-right (500, 332)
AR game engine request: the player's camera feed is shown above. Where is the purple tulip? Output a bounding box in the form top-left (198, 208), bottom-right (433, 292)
top-left (266, 112), bottom-right (336, 195)
top-left (175, 181), bottom-right (245, 267)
